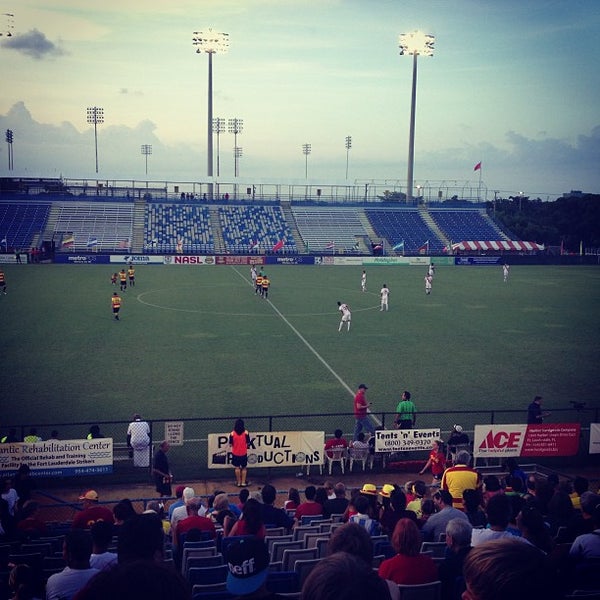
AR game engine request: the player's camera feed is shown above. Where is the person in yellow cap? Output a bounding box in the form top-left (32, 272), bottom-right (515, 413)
top-left (72, 490), bottom-right (114, 529)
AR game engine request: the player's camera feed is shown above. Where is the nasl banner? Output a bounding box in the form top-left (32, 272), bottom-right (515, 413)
top-left (207, 431), bottom-right (324, 469)
top-left (0, 439), bottom-right (114, 477)
top-left (374, 428), bottom-right (441, 453)
top-left (473, 424), bottom-right (580, 458)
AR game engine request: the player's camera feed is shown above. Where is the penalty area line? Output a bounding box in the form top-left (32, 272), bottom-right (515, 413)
top-left (231, 266), bottom-right (382, 426)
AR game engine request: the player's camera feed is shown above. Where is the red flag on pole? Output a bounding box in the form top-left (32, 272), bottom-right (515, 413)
top-left (474, 162), bottom-right (482, 171)
top-left (272, 239), bottom-right (284, 252)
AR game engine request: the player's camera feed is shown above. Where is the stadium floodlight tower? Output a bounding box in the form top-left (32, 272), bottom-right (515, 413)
top-left (213, 117), bottom-right (226, 177)
top-left (228, 118), bottom-right (244, 177)
top-left (140, 144), bottom-right (152, 176)
top-left (192, 28), bottom-right (229, 199)
top-left (86, 106), bottom-right (104, 174)
top-left (345, 135), bottom-right (352, 180)
top-left (399, 30), bottom-right (435, 203)
top-left (302, 143), bottom-right (311, 179)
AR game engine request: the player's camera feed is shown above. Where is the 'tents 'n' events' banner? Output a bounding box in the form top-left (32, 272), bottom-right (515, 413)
top-left (0, 439), bottom-right (114, 477)
top-left (207, 431), bottom-right (324, 469)
top-left (374, 428), bottom-right (441, 453)
top-left (473, 424), bottom-right (581, 458)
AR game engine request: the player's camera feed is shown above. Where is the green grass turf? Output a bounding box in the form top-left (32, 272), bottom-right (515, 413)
top-left (2, 263), bottom-right (599, 434)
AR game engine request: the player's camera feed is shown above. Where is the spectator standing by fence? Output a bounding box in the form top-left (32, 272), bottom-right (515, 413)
top-left (229, 419), bottom-right (250, 487)
top-left (127, 413), bottom-right (151, 467)
top-left (152, 441), bottom-right (172, 498)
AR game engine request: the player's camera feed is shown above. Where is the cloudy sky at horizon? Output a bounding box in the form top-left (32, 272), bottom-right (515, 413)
top-left (0, 0), bottom-right (599, 199)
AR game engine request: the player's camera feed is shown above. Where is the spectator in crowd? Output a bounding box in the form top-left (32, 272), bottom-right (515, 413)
top-left (294, 485), bottom-right (323, 526)
top-left (327, 523), bottom-right (400, 600)
top-left (1, 478), bottom-right (18, 517)
top-left (570, 476), bottom-right (589, 511)
top-left (447, 425), bottom-right (469, 463)
top-left (16, 500), bottom-right (48, 536)
top-left (284, 487), bottom-right (301, 512)
top-left (567, 491), bottom-right (600, 540)
top-left (314, 486), bottom-right (329, 510)
top-left (419, 440), bottom-right (446, 485)
top-left (463, 489), bottom-right (487, 528)
top-left (46, 530), bottom-right (99, 600)
top-left (348, 495), bottom-right (380, 535)
top-left (516, 504), bottom-right (554, 554)
top-left (72, 490), bottom-right (114, 530)
top-left (380, 486), bottom-right (417, 536)
top-left (568, 502), bottom-right (600, 562)
top-left (438, 517), bottom-right (473, 600)
top-left (237, 487), bottom-right (250, 511)
top-left (228, 497), bottom-right (266, 539)
top-left (8, 564), bottom-right (42, 600)
top-left (303, 551), bottom-right (393, 600)
top-left (418, 499), bottom-right (437, 530)
top-left (113, 499), bottom-right (137, 528)
top-left (224, 537), bottom-right (290, 600)
top-left (323, 482), bottom-right (349, 518)
top-left (23, 429), bottom-right (42, 443)
top-left (126, 413), bottom-right (151, 468)
top-left (502, 457), bottom-right (527, 491)
top-left (87, 425), bottom-right (104, 439)
top-left (441, 450), bottom-right (480, 510)
top-left (547, 481), bottom-right (575, 536)
top-left (504, 475), bottom-right (526, 497)
top-left (259, 484), bottom-right (294, 531)
top-left (118, 513), bottom-right (165, 564)
top-left (324, 429), bottom-right (349, 458)
top-left (462, 538), bottom-right (561, 600)
top-left (481, 475), bottom-right (503, 507)
top-left (378, 518), bottom-right (438, 585)
top-left (357, 483), bottom-right (380, 518)
top-left (73, 560), bottom-right (191, 600)
top-left (471, 494), bottom-right (523, 546)
top-left (89, 520), bottom-right (118, 570)
top-left (211, 493), bottom-right (236, 536)
top-left (171, 487), bottom-right (205, 535)
top-left (14, 464), bottom-right (33, 506)
top-left (421, 490), bottom-right (469, 542)
top-left (173, 498), bottom-right (216, 548)
top-left (152, 441), bottom-right (172, 498)
top-left (167, 485), bottom-right (186, 520)
top-left (324, 481), bottom-right (336, 500)
top-left (406, 480), bottom-right (428, 519)
top-left (1, 428), bottom-right (19, 443)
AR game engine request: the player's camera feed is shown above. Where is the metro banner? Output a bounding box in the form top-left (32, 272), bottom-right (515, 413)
top-left (473, 423), bottom-right (580, 458)
top-left (207, 431), bottom-right (324, 469)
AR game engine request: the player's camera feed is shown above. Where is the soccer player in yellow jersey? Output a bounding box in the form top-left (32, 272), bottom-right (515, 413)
top-left (111, 292), bottom-right (122, 320)
top-left (255, 272), bottom-right (263, 295)
top-left (127, 265), bottom-right (135, 287)
top-left (261, 274), bottom-right (270, 299)
top-left (119, 269), bottom-right (127, 291)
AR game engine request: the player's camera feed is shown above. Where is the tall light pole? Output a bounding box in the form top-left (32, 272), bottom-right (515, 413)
top-left (5, 129), bottom-right (13, 170)
top-left (302, 143), bottom-right (311, 179)
top-left (213, 117), bottom-right (225, 177)
top-left (399, 30), bottom-right (435, 203)
top-left (234, 147), bottom-right (243, 178)
top-left (141, 144), bottom-right (152, 176)
top-left (345, 135), bottom-right (352, 180)
top-left (192, 28), bottom-right (229, 198)
top-left (228, 118), bottom-right (243, 177)
top-left (87, 106), bottom-right (104, 174)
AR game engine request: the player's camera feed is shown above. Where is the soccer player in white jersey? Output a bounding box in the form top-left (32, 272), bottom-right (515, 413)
top-left (250, 265), bottom-right (257, 286)
top-left (337, 301), bottom-right (352, 332)
top-left (380, 283), bottom-right (390, 311)
top-left (425, 274), bottom-right (433, 295)
top-left (361, 270), bottom-right (367, 292)
top-left (503, 263), bottom-right (510, 282)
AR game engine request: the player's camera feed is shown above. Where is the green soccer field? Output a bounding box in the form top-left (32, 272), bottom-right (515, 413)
top-left (1, 263), bottom-right (599, 430)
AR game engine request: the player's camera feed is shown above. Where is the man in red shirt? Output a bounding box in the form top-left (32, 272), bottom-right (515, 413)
top-left (173, 498), bottom-right (216, 547)
top-left (324, 429), bottom-right (349, 458)
top-left (353, 383), bottom-right (375, 441)
top-left (293, 485), bottom-right (323, 527)
top-left (72, 490), bottom-right (115, 529)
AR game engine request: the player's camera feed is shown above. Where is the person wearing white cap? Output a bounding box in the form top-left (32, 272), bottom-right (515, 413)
top-left (447, 425), bottom-right (470, 464)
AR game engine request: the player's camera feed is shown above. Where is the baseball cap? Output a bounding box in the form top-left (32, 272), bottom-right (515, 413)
top-left (358, 383), bottom-right (368, 390)
top-left (183, 487), bottom-right (195, 503)
top-left (175, 485), bottom-right (186, 498)
top-left (379, 484), bottom-right (395, 498)
top-left (225, 538), bottom-right (269, 595)
top-left (360, 483), bottom-right (377, 496)
top-left (79, 490), bottom-right (99, 501)
top-left (453, 425), bottom-right (463, 433)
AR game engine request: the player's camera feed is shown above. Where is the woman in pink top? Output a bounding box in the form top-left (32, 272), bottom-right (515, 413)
top-left (227, 498), bottom-right (266, 540)
top-left (378, 518), bottom-right (438, 585)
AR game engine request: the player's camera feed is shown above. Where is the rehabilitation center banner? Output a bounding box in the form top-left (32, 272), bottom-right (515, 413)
top-left (0, 439), bottom-right (114, 477)
top-left (207, 431), bottom-right (324, 469)
top-left (473, 424), bottom-right (581, 458)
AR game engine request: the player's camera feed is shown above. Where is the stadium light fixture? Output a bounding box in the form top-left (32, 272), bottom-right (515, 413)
top-left (86, 106), bottom-right (104, 174)
top-left (141, 144), bottom-right (152, 176)
top-left (302, 143), bottom-right (311, 179)
top-left (228, 118), bottom-right (244, 177)
top-left (5, 129), bottom-right (14, 170)
top-left (345, 135), bottom-right (352, 180)
top-left (213, 117), bottom-right (226, 177)
top-left (193, 28), bottom-right (229, 197)
top-left (399, 30), bottom-right (435, 203)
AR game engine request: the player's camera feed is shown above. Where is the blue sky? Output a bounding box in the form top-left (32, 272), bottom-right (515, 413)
top-left (0, 0), bottom-right (599, 198)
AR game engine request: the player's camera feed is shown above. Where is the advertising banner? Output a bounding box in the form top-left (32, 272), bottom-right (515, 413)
top-left (54, 254), bottom-right (110, 264)
top-left (110, 255), bottom-right (164, 264)
top-left (473, 423), bottom-right (581, 458)
top-left (455, 256), bottom-right (502, 266)
top-left (374, 428), bottom-right (441, 453)
top-left (589, 423), bottom-right (600, 454)
top-left (0, 439), bottom-right (114, 477)
top-left (207, 431), bottom-right (324, 469)
top-left (164, 255), bottom-right (215, 265)
top-left (215, 256), bottom-right (266, 266)
top-left (265, 256), bottom-right (316, 265)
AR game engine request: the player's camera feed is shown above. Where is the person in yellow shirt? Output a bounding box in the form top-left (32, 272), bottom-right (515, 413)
top-left (255, 272), bottom-right (263, 296)
top-left (111, 292), bottom-right (122, 320)
top-left (261, 274), bottom-right (270, 299)
top-left (119, 269), bottom-right (127, 291)
top-left (127, 265), bottom-right (135, 287)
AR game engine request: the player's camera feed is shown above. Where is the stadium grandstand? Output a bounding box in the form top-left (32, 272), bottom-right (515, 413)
top-left (0, 176), bottom-right (550, 258)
